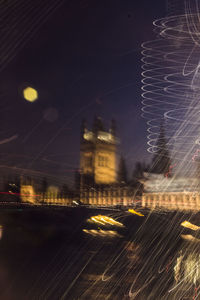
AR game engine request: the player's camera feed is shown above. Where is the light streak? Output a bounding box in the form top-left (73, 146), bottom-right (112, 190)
top-left (193, 286), bottom-right (199, 299)
top-left (82, 229), bottom-right (122, 238)
top-left (0, 0), bottom-right (67, 74)
top-left (165, 163), bottom-right (177, 178)
top-left (170, 250), bottom-right (200, 294)
top-left (0, 191), bottom-right (40, 197)
top-left (142, 3), bottom-right (200, 177)
top-left (90, 217), bottom-right (105, 226)
top-left (0, 134), bottom-right (18, 145)
top-left (181, 234), bottom-right (200, 242)
top-left (166, 257), bottom-right (172, 273)
top-left (0, 225), bottom-right (3, 240)
top-left (128, 209), bottom-right (144, 217)
top-left (181, 220), bottom-right (200, 231)
top-left (128, 275), bottom-right (156, 298)
top-left (60, 251), bottom-right (96, 300)
top-left (10, 2), bottom-right (200, 300)
top-left (87, 215), bottom-right (124, 227)
top-left (192, 148), bottom-right (200, 161)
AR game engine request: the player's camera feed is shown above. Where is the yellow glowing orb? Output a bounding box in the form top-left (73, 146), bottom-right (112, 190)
top-left (23, 87), bottom-right (38, 102)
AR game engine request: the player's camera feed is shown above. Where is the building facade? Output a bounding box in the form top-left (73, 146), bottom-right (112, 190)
top-left (80, 186), bottom-right (135, 207)
top-left (80, 117), bottom-right (118, 187)
top-left (141, 173), bottom-right (200, 211)
top-left (79, 117), bottom-right (136, 206)
top-left (19, 117), bottom-right (137, 207)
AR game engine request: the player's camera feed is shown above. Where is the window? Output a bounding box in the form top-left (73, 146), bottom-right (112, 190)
top-left (98, 155), bottom-right (108, 167)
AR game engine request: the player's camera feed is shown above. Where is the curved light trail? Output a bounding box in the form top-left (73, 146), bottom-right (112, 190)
top-left (142, 2), bottom-right (200, 177)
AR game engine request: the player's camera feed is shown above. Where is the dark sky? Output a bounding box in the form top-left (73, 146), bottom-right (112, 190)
top-left (0, 0), bottom-right (166, 187)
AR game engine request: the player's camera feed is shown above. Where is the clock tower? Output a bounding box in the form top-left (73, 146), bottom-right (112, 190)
top-left (80, 117), bottom-right (118, 187)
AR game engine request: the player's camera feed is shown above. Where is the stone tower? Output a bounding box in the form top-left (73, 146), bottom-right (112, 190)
top-left (20, 176), bottom-right (36, 203)
top-left (80, 117), bottom-right (118, 187)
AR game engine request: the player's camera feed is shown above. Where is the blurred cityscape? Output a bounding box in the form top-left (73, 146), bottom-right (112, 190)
top-left (1, 1), bottom-right (200, 300)
top-left (1, 115), bottom-right (199, 213)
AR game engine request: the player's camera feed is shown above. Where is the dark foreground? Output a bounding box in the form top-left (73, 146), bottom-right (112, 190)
top-left (0, 206), bottom-right (199, 300)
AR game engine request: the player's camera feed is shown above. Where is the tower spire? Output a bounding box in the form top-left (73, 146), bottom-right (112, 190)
top-left (151, 121), bottom-right (171, 174)
top-left (110, 119), bottom-right (116, 136)
top-left (80, 118), bottom-right (86, 142)
top-left (92, 116), bottom-right (104, 135)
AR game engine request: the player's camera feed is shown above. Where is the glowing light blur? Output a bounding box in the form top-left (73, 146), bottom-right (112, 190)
top-left (141, 4), bottom-right (200, 180)
top-left (128, 209), bottom-right (144, 217)
top-left (181, 220), bottom-right (200, 231)
top-left (23, 87), bottom-right (38, 102)
top-left (181, 234), bottom-right (200, 242)
top-left (83, 229), bottom-right (122, 237)
top-left (0, 225), bottom-right (3, 240)
top-left (87, 215), bottom-right (124, 227)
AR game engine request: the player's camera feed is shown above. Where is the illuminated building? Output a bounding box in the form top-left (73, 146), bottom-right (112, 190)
top-left (19, 117), bottom-right (136, 207)
top-left (20, 176), bottom-right (73, 205)
top-left (80, 117), bottom-right (118, 186)
top-left (80, 186), bottom-right (135, 207)
top-left (79, 117), bottom-right (135, 206)
top-left (20, 182), bottom-right (36, 204)
top-left (141, 173), bottom-right (200, 211)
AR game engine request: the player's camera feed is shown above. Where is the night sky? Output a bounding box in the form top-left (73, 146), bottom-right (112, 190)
top-left (0, 0), bottom-right (166, 187)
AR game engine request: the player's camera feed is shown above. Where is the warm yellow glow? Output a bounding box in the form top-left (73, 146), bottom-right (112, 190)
top-left (181, 234), bottom-right (200, 242)
top-left (87, 215), bottom-right (124, 227)
top-left (94, 149), bottom-right (116, 184)
top-left (23, 87), bottom-right (38, 102)
top-left (91, 216), bottom-right (105, 225)
top-left (128, 209), bottom-right (144, 217)
top-left (97, 131), bottom-right (113, 142)
top-left (0, 225), bottom-right (3, 240)
top-left (180, 220), bottom-right (200, 231)
top-left (83, 131), bottom-right (94, 141)
top-left (20, 185), bottom-right (36, 203)
top-left (82, 229), bottom-right (121, 237)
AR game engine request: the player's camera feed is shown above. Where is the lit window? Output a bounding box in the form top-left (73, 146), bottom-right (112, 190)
top-left (98, 156), bottom-right (108, 167)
